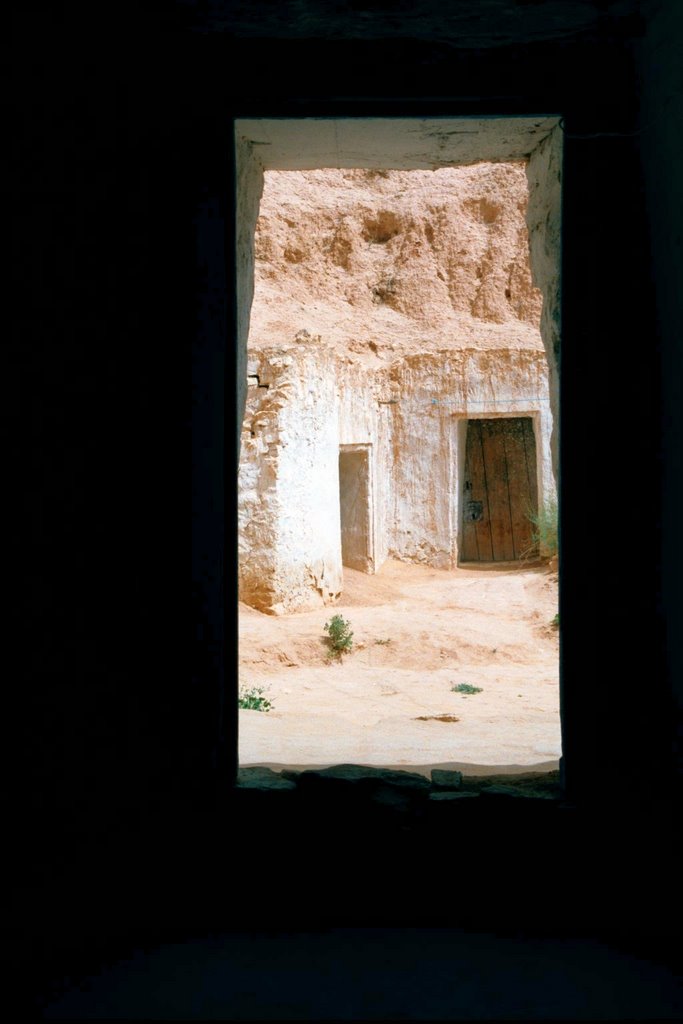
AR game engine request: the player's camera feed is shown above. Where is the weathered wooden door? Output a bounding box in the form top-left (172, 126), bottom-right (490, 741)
top-left (460, 417), bottom-right (539, 562)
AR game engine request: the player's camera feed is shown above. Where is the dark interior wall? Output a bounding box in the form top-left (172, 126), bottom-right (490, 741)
top-left (638, 0), bottom-right (683, 781)
top-left (13, 6), bottom-right (237, 826)
top-left (12, 11), bottom-right (238, 1008)
top-left (10, 1), bottom-right (681, 1014)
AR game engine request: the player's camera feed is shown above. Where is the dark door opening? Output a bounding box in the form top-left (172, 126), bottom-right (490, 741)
top-left (339, 445), bottom-right (372, 572)
top-left (461, 417), bottom-right (538, 562)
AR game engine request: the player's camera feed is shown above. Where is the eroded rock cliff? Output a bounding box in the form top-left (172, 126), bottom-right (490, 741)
top-left (249, 163), bottom-right (543, 362)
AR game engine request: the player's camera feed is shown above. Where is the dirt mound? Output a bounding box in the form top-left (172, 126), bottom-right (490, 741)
top-left (331, 564), bottom-right (410, 606)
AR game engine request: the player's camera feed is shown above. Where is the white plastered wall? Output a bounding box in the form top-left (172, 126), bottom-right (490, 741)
top-left (386, 348), bottom-right (554, 568)
top-left (239, 347), bottom-right (344, 614)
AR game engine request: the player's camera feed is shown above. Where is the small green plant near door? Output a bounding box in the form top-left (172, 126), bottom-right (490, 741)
top-left (238, 685), bottom-right (273, 712)
top-left (324, 614), bottom-right (354, 657)
top-left (451, 683), bottom-right (483, 695)
top-left (527, 497), bottom-right (558, 558)
top-left (551, 612), bottom-right (560, 628)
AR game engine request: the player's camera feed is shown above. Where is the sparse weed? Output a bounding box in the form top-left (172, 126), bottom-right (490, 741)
top-left (238, 686), bottom-right (273, 712)
top-left (451, 683), bottom-right (483, 695)
top-left (324, 614), bottom-right (354, 657)
top-left (527, 497), bottom-right (558, 558)
top-left (374, 638), bottom-right (392, 646)
top-left (551, 612), bottom-right (560, 628)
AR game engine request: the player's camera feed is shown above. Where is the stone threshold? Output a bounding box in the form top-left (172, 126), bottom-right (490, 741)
top-left (235, 762), bottom-right (562, 803)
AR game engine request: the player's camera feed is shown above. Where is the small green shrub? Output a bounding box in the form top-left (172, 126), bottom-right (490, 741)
top-left (238, 686), bottom-right (273, 712)
top-left (551, 612), bottom-right (560, 628)
top-left (324, 614), bottom-right (354, 656)
top-left (451, 683), bottom-right (483, 695)
top-left (528, 497), bottom-right (558, 558)
top-left (374, 638), bottom-right (392, 646)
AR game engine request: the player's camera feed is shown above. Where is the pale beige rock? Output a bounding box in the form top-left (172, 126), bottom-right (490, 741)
top-left (250, 165), bottom-right (543, 361)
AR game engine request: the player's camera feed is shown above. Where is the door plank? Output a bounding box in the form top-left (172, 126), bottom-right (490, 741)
top-left (502, 418), bottom-right (531, 558)
top-left (460, 417), bottom-right (539, 563)
top-left (481, 419), bottom-right (515, 560)
top-left (460, 439), bottom-right (478, 561)
top-left (520, 418), bottom-right (539, 538)
top-left (462, 420), bottom-right (494, 561)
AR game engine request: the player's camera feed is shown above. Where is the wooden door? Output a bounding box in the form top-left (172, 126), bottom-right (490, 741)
top-left (460, 418), bottom-right (538, 562)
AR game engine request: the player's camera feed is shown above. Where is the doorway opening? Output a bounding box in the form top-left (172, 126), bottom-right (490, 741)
top-left (339, 444), bottom-right (374, 573)
top-left (235, 118), bottom-right (562, 779)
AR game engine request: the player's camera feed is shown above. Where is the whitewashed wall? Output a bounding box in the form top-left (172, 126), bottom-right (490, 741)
top-left (239, 346), bottom-right (344, 614)
top-left (387, 348), bottom-right (553, 567)
top-left (238, 344), bottom-right (553, 612)
top-left (337, 362), bottom-right (393, 574)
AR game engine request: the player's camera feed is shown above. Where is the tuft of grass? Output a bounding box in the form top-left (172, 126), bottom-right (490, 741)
top-left (527, 497), bottom-right (558, 558)
top-left (324, 614), bottom-right (354, 657)
top-left (238, 686), bottom-right (273, 712)
top-left (451, 683), bottom-right (483, 695)
top-left (374, 638), bottom-right (392, 646)
top-left (551, 612), bottom-right (560, 628)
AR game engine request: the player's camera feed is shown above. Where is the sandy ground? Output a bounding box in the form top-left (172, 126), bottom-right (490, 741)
top-left (239, 559), bottom-right (560, 774)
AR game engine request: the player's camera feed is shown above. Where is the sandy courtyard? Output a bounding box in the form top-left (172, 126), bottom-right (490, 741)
top-left (239, 559), bottom-right (560, 774)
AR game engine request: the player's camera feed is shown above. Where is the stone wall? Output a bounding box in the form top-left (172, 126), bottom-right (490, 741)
top-left (239, 346), bottom-right (343, 614)
top-left (239, 341), bottom-right (553, 613)
top-left (387, 348), bottom-right (553, 568)
top-left (526, 125), bottom-right (562, 481)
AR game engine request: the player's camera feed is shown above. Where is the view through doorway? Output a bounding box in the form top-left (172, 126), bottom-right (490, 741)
top-left (236, 119), bottom-right (561, 776)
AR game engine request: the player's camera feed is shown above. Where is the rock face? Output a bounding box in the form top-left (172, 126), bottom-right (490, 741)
top-left (239, 165), bottom-right (555, 614)
top-left (250, 164), bottom-right (542, 358)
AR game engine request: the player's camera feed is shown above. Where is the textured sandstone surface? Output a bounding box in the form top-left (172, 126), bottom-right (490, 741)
top-left (249, 164), bottom-right (543, 360)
